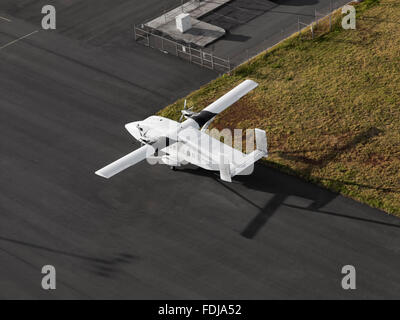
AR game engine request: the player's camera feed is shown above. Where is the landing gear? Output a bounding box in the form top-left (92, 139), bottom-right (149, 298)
top-left (170, 166), bottom-right (176, 171)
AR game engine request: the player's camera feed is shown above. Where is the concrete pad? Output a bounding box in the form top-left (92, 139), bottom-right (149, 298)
top-left (157, 17), bottom-right (225, 47)
top-left (145, 0), bottom-right (231, 47)
top-left (146, 0), bottom-right (231, 29)
top-left (146, 1), bottom-right (200, 29)
top-left (189, 0), bottom-right (232, 18)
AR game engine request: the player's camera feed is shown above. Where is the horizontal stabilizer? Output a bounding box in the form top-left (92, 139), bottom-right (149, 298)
top-left (231, 129), bottom-right (268, 177)
top-left (95, 144), bottom-right (154, 179)
top-left (231, 150), bottom-right (264, 177)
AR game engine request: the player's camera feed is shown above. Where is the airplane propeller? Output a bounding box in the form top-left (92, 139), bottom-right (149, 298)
top-left (179, 99), bottom-right (195, 122)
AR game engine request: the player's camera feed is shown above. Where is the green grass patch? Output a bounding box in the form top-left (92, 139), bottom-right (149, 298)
top-left (158, 0), bottom-right (400, 216)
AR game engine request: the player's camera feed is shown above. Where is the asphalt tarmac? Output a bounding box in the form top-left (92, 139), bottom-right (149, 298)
top-left (203, 0), bottom-right (352, 65)
top-left (0, 1), bottom-right (399, 299)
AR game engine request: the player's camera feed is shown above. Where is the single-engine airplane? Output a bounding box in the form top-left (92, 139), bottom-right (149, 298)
top-left (95, 80), bottom-right (267, 182)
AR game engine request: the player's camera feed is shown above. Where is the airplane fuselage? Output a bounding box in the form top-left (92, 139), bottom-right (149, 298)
top-left (125, 116), bottom-right (197, 145)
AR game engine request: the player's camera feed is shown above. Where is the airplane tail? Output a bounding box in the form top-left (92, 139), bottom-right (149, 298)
top-left (219, 129), bottom-right (268, 182)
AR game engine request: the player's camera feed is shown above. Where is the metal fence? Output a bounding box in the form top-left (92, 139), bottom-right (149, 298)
top-left (231, 0), bottom-right (353, 67)
top-left (134, 0), bottom-right (353, 72)
top-left (302, 6), bottom-right (340, 39)
top-left (134, 25), bottom-right (231, 73)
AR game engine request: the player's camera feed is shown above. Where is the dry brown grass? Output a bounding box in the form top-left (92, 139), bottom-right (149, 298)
top-left (159, 0), bottom-right (400, 216)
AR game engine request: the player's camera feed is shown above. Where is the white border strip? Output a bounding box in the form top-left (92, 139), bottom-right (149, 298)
top-left (0, 16), bottom-right (11, 22)
top-left (0, 30), bottom-right (39, 50)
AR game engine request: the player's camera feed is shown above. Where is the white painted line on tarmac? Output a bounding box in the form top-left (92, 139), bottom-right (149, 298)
top-left (0, 30), bottom-right (39, 50)
top-left (0, 16), bottom-right (11, 22)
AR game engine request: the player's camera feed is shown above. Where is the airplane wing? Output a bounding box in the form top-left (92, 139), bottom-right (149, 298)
top-left (190, 79), bottom-right (258, 128)
top-left (95, 144), bottom-right (155, 178)
top-left (169, 127), bottom-right (267, 182)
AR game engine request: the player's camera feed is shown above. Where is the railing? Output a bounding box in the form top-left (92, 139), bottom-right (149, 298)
top-left (134, 25), bottom-right (231, 73)
top-left (134, 0), bottom-right (353, 72)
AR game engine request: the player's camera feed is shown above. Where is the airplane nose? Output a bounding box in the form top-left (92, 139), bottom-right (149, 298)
top-left (125, 122), bottom-right (141, 140)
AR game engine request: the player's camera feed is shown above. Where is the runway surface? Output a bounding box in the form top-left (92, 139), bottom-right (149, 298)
top-left (0, 1), bottom-right (399, 299)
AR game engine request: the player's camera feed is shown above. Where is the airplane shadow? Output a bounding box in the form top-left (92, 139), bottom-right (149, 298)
top-left (176, 162), bottom-right (400, 239)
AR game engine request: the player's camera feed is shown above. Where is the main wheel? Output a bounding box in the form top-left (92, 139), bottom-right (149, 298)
top-left (170, 166), bottom-right (176, 171)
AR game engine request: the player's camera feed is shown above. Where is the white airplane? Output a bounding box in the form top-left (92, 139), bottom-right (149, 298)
top-left (95, 79), bottom-right (268, 182)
